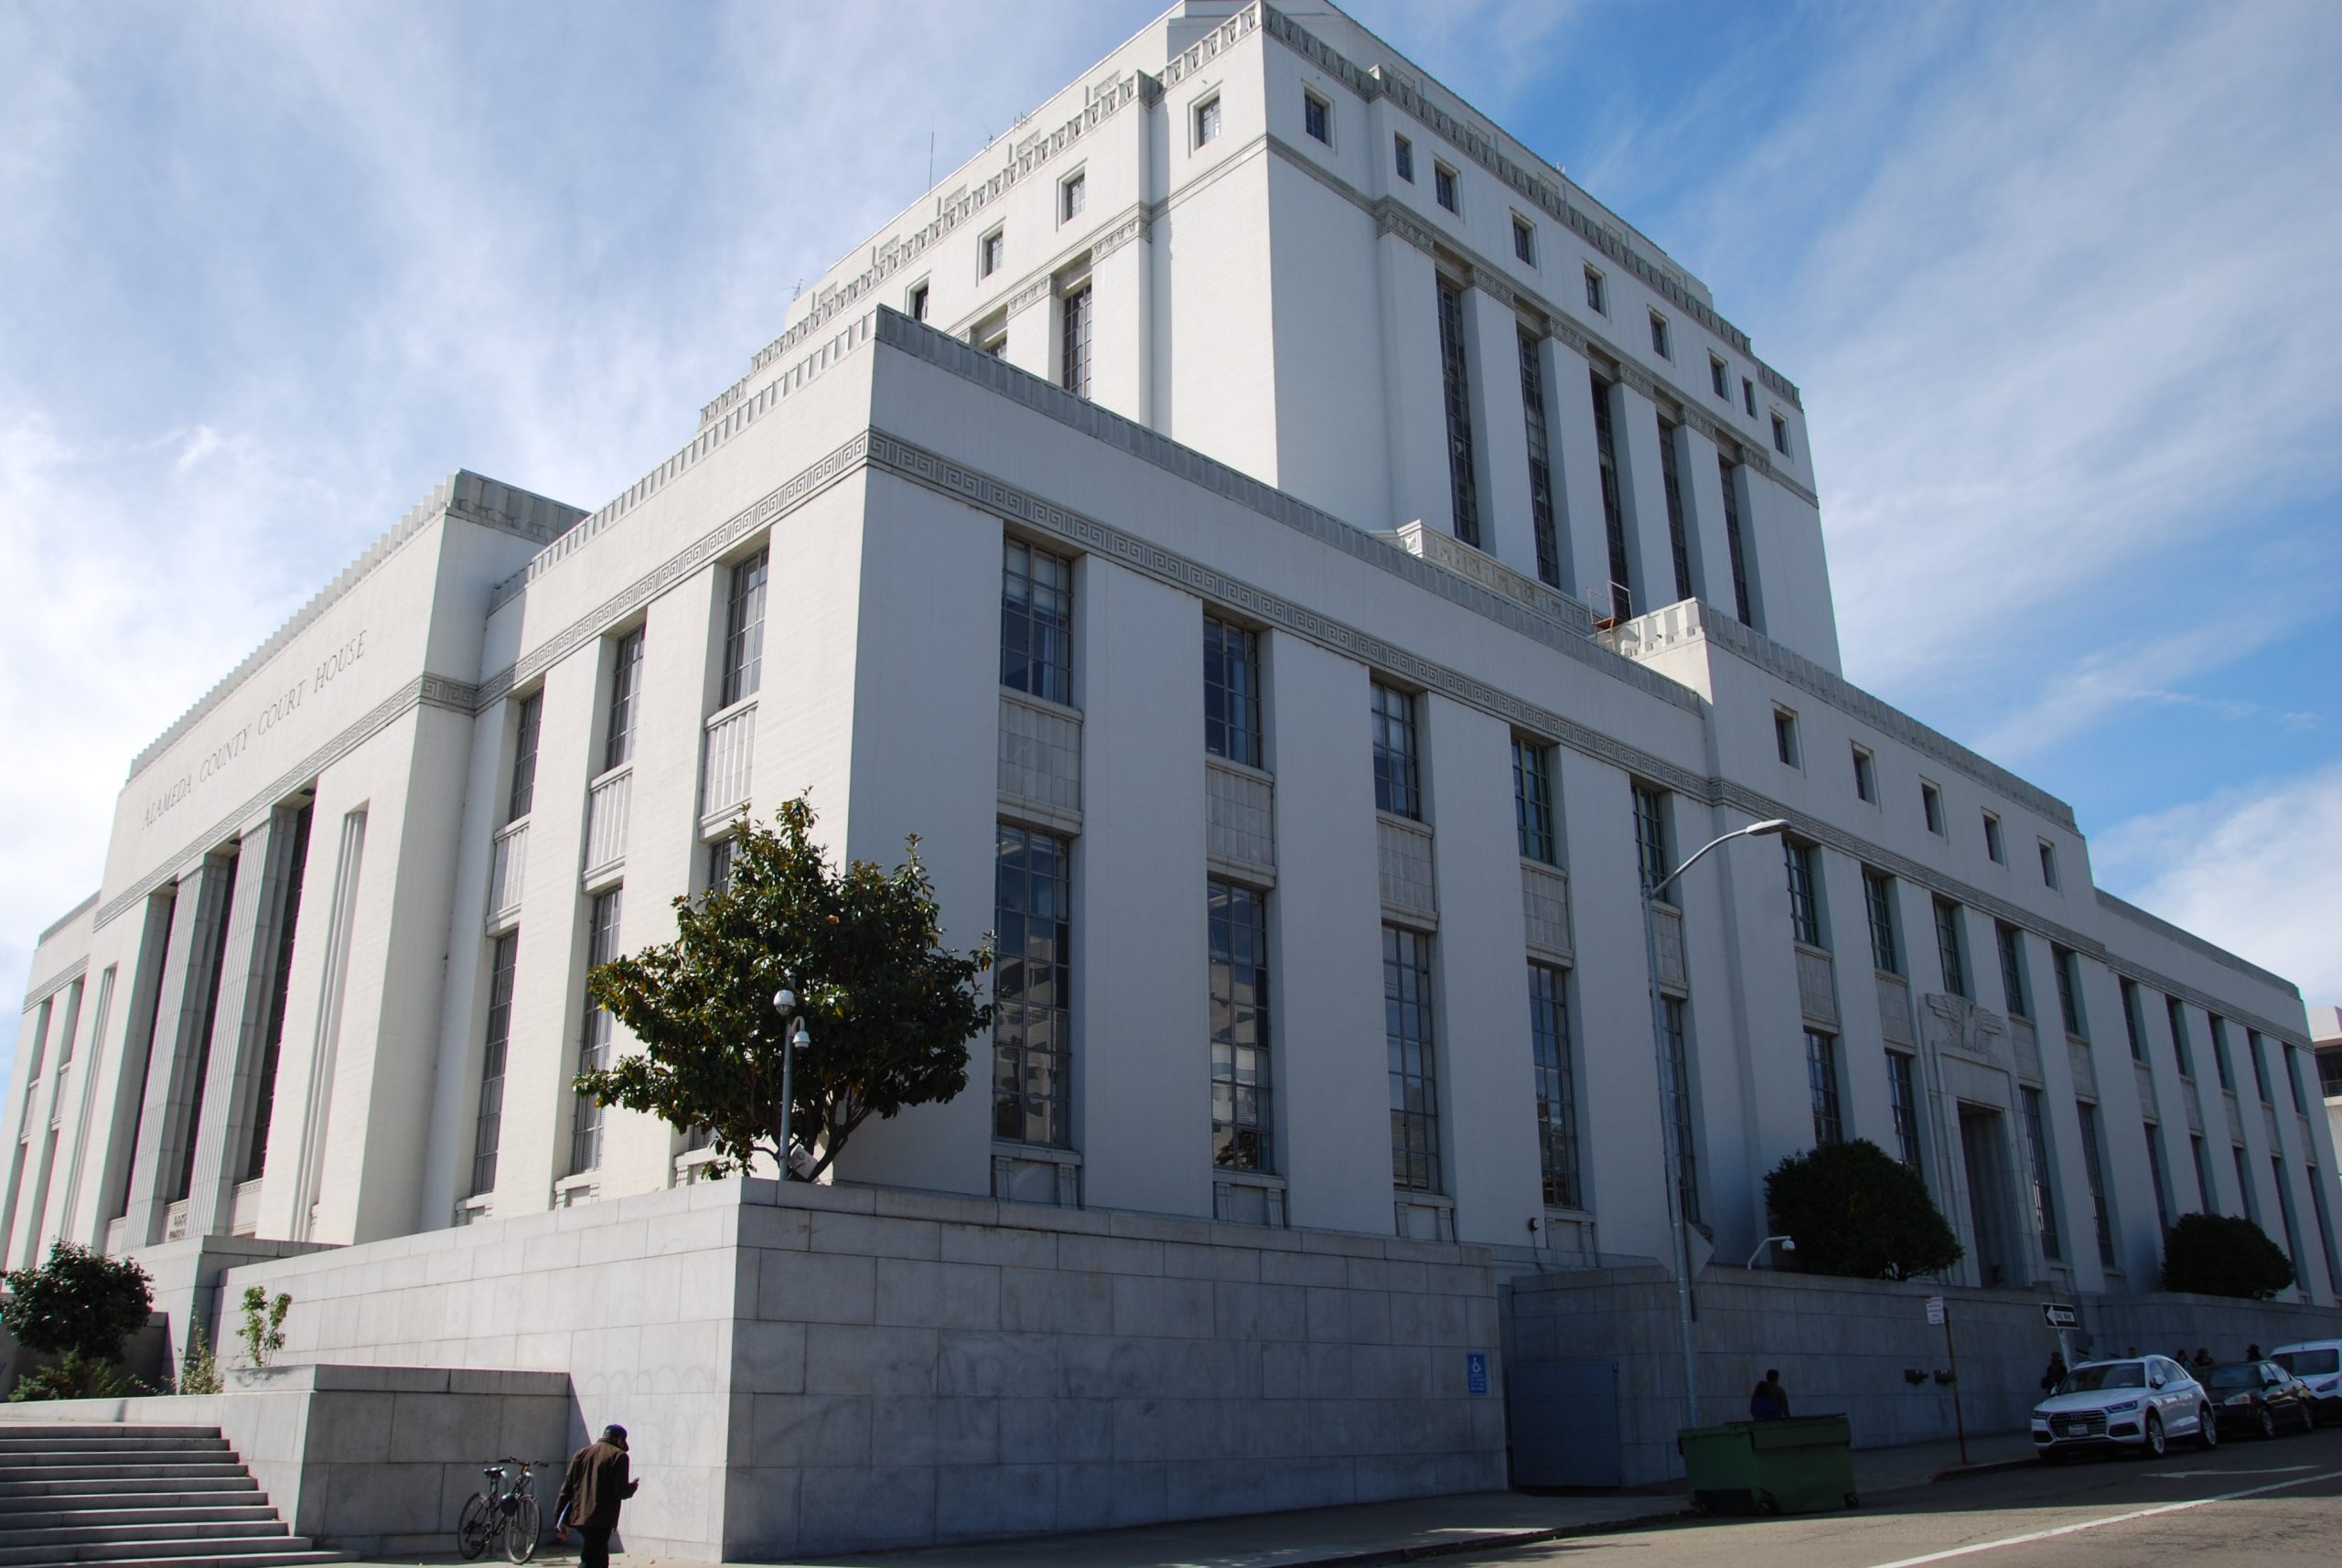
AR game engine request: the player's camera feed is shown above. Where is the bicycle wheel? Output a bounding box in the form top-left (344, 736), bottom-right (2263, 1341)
top-left (502, 1494), bottom-right (541, 1563)
top-left (456, 1492), bottom-right (495, 1560)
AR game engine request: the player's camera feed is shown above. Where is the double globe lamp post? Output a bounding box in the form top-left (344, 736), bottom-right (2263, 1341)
top-left (771, 986), bottom-right (814, 1180)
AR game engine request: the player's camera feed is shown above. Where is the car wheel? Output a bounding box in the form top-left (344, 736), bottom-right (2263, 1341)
top-left (2197, 1404), bottom-right (2220, 1450)
top-left (2143, 1412), bottom-right (2166, 1458)
top-left (2258, 1405), bottom-right (2277, 1440)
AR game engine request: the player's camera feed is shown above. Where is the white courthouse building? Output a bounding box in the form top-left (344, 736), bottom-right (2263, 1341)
top-left (6, 1), bottom-right (2339, 1553)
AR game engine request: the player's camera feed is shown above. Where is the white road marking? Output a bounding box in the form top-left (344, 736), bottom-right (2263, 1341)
top-left (1859, 1466), bottom-right (2342, 1568)
top-left (2154, 1465), bottom-right (2312, 1477)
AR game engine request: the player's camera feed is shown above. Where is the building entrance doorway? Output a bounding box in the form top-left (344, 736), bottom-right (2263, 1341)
top-left (1959, 1104), bottom-right (2023, 1287)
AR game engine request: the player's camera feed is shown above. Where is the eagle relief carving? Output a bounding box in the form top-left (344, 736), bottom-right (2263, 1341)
top-left (1924, 992), bottom-right (2007, 1067)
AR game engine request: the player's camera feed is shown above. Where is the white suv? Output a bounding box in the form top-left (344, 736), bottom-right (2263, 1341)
top-left (2033, 1355), bottom-right (2218, 1460)
top-left (2269, 1339), bottom-right (2342, 1425)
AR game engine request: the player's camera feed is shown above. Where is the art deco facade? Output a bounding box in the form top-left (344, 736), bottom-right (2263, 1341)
top-left (5, 0), bottom-right (2338, 1550)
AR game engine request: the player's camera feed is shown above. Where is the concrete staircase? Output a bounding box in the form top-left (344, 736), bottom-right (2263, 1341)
top-left (0, 1424), bottom-right (346, 1567)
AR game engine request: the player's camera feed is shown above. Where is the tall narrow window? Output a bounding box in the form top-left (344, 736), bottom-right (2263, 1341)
top-left (508, 693), bottom-right (542, 823)
top-left (1391, 132), bottom-right (1411, 180)
top-left (2249, 1029), bottom-right (2273, 1102)
top-left (1512, 216), bottom-right (1536, 264)
top-left (2210, 1015), bottom-right (2236, 1090)
top-left (1303, 91), bottom-right (1329, 145)
top-left (707, 834), bottom-right (736, 896)
top-left (1649, 314), bottom-right (1671, 359)
top-left (1660, 996), bottom-right (1700, 1225)
top-left (1434, 163), bottom-right (1459, 213)
top-left (1864, 868), bottom-right (1900, 974)
top-left (604, 628), bottom-right (644, 772)
top-left (2055, 948), bottom-right (2086, 1039)
top-left (2039, 840), bottom-right (2060, 887)
top-left (1853, 746), bottom-right (1876, 804)
top-left (2233, 1144), bottom-right (2257, 1221)
top-left (1370, 682), bottom-right (1420, 820)
top-left (1435, 278), bottom-right (1480, 549)
top-left (1784, 840), bottom-right (1821, 947)
top-left (2022, 1086), bottom-right (2062, 1261)
top-left (994, 823), bottom-right (1073, 1147)
top-left (1203, 617), bottom-right (1262, 768)
top-left (1513, 736), bottom-right (1556, 865)
top-left (1591, 374), bottom-right (1630, 618)
top-left (2167, 997), bottom-right (2197, 1079)
top-left (570, 888), bottom-right (623, 1175)
top-left (1059, 171), bottom-right (1086, 223)
top-left (1742, 376), bottom-right (1756, 416)
top-left (1982, 812), bottom-right (2004, 864)
top-left (1528, 962), bottom-right (1579, 1208)
top-left (721, 547), bottom-right (769, 707)
top-left (171, 851), bottom-right (241, 1204)
top-left (1921, 781), bottom-right (1945, 835)
top-left (2191, 1133), bottom-right (2214, 1212)
top-left (1519, 330), bottom-right (1560, 589)
top-left (1001, 540), bottom-right (1074, 705)
top-left (2308, 1162), bottom-right (2342, 1302)
top-left (1772, 413), bottom-right (1790, 456)
top-left (1719, 456), bottom-right (1752, 624)
top-left (2077, 1101), bottom-right (2115, 1266)
top-left (1659, 420), bottom-right (1692, 602)
top-left (1933, 897), bottom-right (1967, 999)
top-left (470, 931), bottom-right (519, 1196)
top-left (1059, 285), bottom-right (1092, 400)
top-left (1774, 707), bottom-right (1801, 768)
top-left (2122, 981), bottom-right (2147, 1064)
top-left (242, 803), bottom-right (313, 1183)
top-left (1633, 783), bottom-right (1671, 896)
top-left (2144, 1124), bottom-right (2172, 1238)
top-left (909, 282), bottom-right (929, 322)
top-left (1806, 1031), bottom-right (1843, 1144)
top-left (2274, 1155), bottom-right (2306, 1280)
top-left (1209, 881), bottom-right (1272, 1172)
top-left (1887, 1051), bottom-right (1922, 1170)
top-left (1196, 96), bottom-right (1223, 146)
top-left (1384, 927), bottom-right (1440, 1193)
top-left (980, 228), bottom-right (1004, 277)
top-left (1995, 922), bottom-right (2029, 1018)
top-left (1585, 266), bottom-right (1606, 315)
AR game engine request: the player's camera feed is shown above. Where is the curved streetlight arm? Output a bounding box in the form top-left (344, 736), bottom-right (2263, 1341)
top-left (1645, 819), bottom-right (1792, 903)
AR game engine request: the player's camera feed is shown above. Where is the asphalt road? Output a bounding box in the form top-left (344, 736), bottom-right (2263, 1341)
top-left (1459, 1426), bottom-right (2342, 1568)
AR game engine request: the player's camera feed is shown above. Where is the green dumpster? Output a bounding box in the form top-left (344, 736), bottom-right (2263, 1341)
top-left (1678, 1414), bottom-right (1857, 1515)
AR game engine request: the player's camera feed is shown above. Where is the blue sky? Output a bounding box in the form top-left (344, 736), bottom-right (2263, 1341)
top-left (4, 0), bottom-right (2338, 1076)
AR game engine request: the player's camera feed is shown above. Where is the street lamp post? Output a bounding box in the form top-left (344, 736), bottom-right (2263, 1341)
top-left (771, 986), bottom-right (814, 1179)
top-left (1641, 816), bottom-right (1790, 1434)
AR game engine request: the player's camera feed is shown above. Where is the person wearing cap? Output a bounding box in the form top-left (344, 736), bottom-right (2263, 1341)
top-left (553, 1423), bottom-right (639, 1568)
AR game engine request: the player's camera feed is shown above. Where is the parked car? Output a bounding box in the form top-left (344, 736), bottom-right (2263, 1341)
top-left (2202, 1360), bottom-right (2318, 1438)
top-left (2268, 1340), bottom-right (2342, 1425)
top-left (2032, 1355), bottom-right (2218, 1461)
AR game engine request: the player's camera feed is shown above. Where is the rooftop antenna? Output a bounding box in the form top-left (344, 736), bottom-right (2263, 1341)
top-left (791, 279), bottom-right (804, 301)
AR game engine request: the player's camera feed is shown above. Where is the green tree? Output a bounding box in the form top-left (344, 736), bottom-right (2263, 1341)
top-left (237, 1287), bottom-right (291, 1368)
top-left (1766, 1138), bottom-right (1964, 1282)
top-left (1, 1242), bottom-right (156, 1401)
top-left (2159, 1211), bottom-right (2294, 1299)
top-left (578, 796), bottom-right (993, 1182)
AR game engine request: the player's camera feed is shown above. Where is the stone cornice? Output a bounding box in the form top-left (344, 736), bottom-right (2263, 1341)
top-left (94, 671), bottom-right (476, 932)
top-left (35, 891), bottom-right (98, 949)
top-left (20, 956), bottom-right (87, 1013)
top-left (2095, 891), bottom-right (2302, 1006)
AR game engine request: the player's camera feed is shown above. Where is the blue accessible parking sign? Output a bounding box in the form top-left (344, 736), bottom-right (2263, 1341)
top-left (1466, 1352), bottom-right (1488, 1395)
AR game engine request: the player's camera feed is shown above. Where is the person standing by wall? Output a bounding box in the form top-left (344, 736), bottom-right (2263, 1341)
top-left (1760, 1368), bottom-right (1791, 1417)
top-left (553, 1423), bottom-right (639, 1568)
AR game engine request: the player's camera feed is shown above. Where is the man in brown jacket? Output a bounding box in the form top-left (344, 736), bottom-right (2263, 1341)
top-left (553, 1423), bottom-right (639, 1568)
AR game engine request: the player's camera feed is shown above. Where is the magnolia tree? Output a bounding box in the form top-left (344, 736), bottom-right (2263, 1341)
top-left (1765, 1137), bottom-right (1965, 1283)
top-left (578, 796), bottom-right (993, 1182)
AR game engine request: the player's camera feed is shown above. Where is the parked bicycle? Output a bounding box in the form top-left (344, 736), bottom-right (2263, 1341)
top-left (457, 1456), bottom-right (541, 1563)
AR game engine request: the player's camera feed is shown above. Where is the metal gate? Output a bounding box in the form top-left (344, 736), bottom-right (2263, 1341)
top-left (1506, 1358), bottom-right (1622, 1488)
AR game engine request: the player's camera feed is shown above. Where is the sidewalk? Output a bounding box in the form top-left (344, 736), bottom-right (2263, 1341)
top-left (344, 1430), bottom-right (2037, 1568)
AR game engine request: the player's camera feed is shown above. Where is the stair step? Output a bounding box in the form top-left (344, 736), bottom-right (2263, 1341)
top-left (0, 1428), bottom-right (223, 1444)
top-left (0, 1444), bottom-right (233, 1466)
top-left (0, 1462), bottom-right (252, 1487)
top-left (0, 1502), bottom-right (280, 1530)
top-left (0, 1477), bottom-right (261, 1505)
top-left (0, 1517), bottom-right (289, 1548)
top-left (0, 1543), bottom-right (342, 1568)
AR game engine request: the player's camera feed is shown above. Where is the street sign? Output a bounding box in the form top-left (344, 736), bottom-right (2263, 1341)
top-left (2041, 1303), bottom-right (2079, 1329)
top-left (1466, 1353), bottom-right (1489, 1396)
top-left (1926, 1295), bottom-right (1946, 1326)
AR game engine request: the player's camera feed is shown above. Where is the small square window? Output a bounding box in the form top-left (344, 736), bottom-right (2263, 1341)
top-left (1512, 216), bottom-right (1536, 265)
top-left (1772, 413), bottom-right (1791, 455)
top-left (1774, 707), bottom-right (1801, 768)
top-left (1585, 266), bottom-right (1606, 316)
top-left (1195, 96), bottom-right (1222, 147)
top-left (980, 228), bottom-right (1004, 278)
top-left (1060, 171), bottom-right (1086, 224)
top-left (1983, 812), bottom-right (2005, 864)
top-left (1434, 163), bottom-right (1459, 213)
top-left (908, 282), bottom-right (929, 323)
top-left (1921, 781), bottom-right (1945, 837)
top-left (2039, 840), bottom-right (2060, 887)
top-left (1852, 746), bottom-right (1876, 804)
top-left (1393, 133), bottom-right (1413, 181)
top-left (1742, 377), bottom-right (1756, 416)
top-left (1710, 356), bottom-right (1728, 399)
top-left (1304, 91), bottom-right (1330, 145)
top-left (1649, 313), bottom-right (1671, 360)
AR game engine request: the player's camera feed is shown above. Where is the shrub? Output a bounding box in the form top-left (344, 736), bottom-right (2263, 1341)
top-left (2159, 1211), bottom-right (2294, 1299)
top-left (1765, 1138), bottom-right (1964, 1282)
top-left (0, 1242), bottom-right (154, 1362)
top-left (177, 1314), bottom-right (222, 1395)
top-left (238, 1287), bottom-right (290, 1369)
top-left (7, 1349), bottom-right (150, 1402)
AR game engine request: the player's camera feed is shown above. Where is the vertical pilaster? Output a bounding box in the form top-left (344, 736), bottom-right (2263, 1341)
top-left (1610, 381), bottom-right (1675, 610)
top-left (1372, 231), bottom-right (1448, 536)
top-left (1681, 425), bottom-right (1735, 615)
top-left (121, 853), bottom-right (238, 1247)
top-left (1088, 228), bottom-right (1150, 425)
top-left (1543, 335), bottom-right (1608, 607)
top-left (182, 810), bottom-right (304, 1238)
top-left (1462, 278), bottom-right (1532, 580)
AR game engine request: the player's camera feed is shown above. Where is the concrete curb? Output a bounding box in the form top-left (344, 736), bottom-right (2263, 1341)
top-left (1270, 1505), bottom-right (1694, 1568)
top-left (1928, 1455), bottom-right (2040, 1483)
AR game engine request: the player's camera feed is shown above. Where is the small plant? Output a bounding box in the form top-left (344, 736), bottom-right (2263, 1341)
top-left (238, 1287), bottom-right (291, 1368)
top-left (177, 1314), bottom-right (222, 1395)
top-left (7, 1349), bottom-right (150, 1402)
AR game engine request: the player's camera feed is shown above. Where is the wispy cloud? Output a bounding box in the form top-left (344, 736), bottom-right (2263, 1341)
top-left (2092, 761), bottom-right (2342, 1005)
